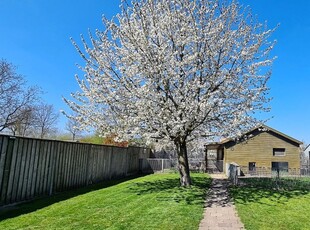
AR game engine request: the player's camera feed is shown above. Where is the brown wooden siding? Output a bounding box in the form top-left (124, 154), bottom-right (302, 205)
top-left (224, 131), bottom-right (300, 172)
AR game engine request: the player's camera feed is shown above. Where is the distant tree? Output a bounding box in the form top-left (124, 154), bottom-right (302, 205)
top-left (79, 133), bottom-right (105, 145)
top-left (33, 103), bottom-right (59, 138)
top-left (65, 0), bottom-right (276, 186)
top-left (65, 115), bottom-right (82, 141)
top-left (102, 133), bottom-right (128, 147)
top-left (0, 60), bottom-right (39, 132)
top-left (8, 106), bottom-right (35, 136)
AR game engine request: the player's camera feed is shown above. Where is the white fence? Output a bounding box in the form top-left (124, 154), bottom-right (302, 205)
top-left (139, 158), bottom-right (206, 173)
top-left (139, 158), bottom-right (173, 173)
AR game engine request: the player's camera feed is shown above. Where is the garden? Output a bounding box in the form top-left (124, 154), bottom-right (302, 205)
top-left (230, 177), bottom-right (310, 230)
top-left (0, 173), bottom-right (211, 230)
top-left (2, 172), bottom-right (310, 230)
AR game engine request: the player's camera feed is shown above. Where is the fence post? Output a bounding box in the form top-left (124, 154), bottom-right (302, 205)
top-left (162, 159), bottom-right (164, 172)
top-left (234, 169), bottom-right (238, 186)
top-left (228, 162), bottom-right (239, 186)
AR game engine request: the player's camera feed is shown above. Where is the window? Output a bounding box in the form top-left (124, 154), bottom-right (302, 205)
top-left (273, 148), bottom-right (285, 156)
top-left (272, 162), bottom-right (288, 172)
top-left (249, 162), bottom-right (256, 171)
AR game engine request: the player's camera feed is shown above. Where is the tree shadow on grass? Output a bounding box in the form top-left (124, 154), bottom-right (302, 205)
top-left (127, 175), bottom-right (212, 205)
top-left (0, 175), bottom-right (144, 222)
top-left (230, 177), bottom-right (310, 206)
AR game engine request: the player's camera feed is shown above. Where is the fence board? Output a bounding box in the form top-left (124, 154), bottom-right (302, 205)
top-left (42, 141), bottom-right (51, 195)
top-left (70, 144), bottom-right (76, 188)
top-left (98, 147), bottom-right (103, 180)
top-left (41, 141), bottom-right (48, 195)
top-left (92, 146), bottom-right (98, 182)
top-left (82, 145), bottom-right (88, 185)
top-left (19, 138), bottom-right (30, 201)
top-left (13, 138), bottom-right (25, 202)
top-left (26, 140), bottom-right (36, 199)
top-left (75, 144), bottom-right (82, 187)
top-left (86, 145), bottom-right (92, 185)
top-left (64, 143), bottom-right (70, 189)
top-left (109, 147), bottom-right (115, 179)
top-left (96, 148), bottom-right (105, 182)
top-left (42, 140), bottom-right (50, 194)
top-left (7, 138), bottom-right (20, 203)
top-left (73, 144), bottom-right (78, 188)
top-left (76, 144), bottom-right (82, 187)
top-left (21, 139), bottom-right (31, 200)
top-left (63, 143), bottom-right (70, 190)
top-left (67, 143), bottom-right (73, 188)
top-left (34, 140), bottom-right (43, 196)
top-left (80, 145), bottom-right (86, 185)
top-left (52, 141), bottom-right (61, 192)
top-left (81, 145), bottom-right (87, 185)
top-left (56, 142), bottom-right (65, 192)
top-left (71, 144), bottom-right (77, 188)
top-left (74, 143), bottom-right (80, 188)
top-left (69, 143), bottom-right (76, 188)
top-left (35, 140), bottom-right (44, 196)
top-left (88, 145), bottom-right (94, 184)
top-left (0, 137), bottom-right (8, 193)
top-left (30, 139), bottom-right (40, 198)
top-left (80, 145), bottom-right (87, 185)
top-left (103, 147), bottom-right (111, 180)
top-left (0, 137), bottom-right (13, 204)
top-left (68, 143), bottom-right (75, 188)
top-left (47, 142), bottom-right (56, 195)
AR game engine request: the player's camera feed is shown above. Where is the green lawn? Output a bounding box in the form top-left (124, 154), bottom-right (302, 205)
top-left (230, 177), bottom-right (310, 230)
top-left (0, 173), bottom-right (211, 230)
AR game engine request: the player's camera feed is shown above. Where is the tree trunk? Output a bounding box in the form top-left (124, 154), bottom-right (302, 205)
top-left (175, 139), bottom-right (192, 186)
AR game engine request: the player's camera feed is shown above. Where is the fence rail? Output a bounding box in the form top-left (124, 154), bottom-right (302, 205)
top-left (227, 164), bottom-right (310, 186)
top-left (139, 158), bottom-right (206, 173)
top-left (239, 166), bottom-right (303, 177)
top-left (0, 135), bottom-right (150, 207)
top-left (140, 158), bottom-right (173, 173)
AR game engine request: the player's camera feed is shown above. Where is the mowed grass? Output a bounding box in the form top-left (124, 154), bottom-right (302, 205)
top-left (0, 173), bottom-right (211, 230)
top-left (230, 177), bottom-right (310, 230)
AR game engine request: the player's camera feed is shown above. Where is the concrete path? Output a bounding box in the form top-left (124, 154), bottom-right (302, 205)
top-left (199, 174), bottom-right (245, 230)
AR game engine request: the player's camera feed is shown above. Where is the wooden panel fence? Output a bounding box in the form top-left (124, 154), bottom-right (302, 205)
top-left (0, 135), bottom-right (150, 207)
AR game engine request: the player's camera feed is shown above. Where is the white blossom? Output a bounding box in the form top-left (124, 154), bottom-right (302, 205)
top-left (64, 0), bottom-right (276, 186)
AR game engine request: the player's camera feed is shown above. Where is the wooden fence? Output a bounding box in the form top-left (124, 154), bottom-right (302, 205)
top-left (0, 135), bottom-right (150, 207)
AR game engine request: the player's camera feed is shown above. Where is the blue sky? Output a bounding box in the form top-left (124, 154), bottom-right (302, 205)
top-left (0, 0), bottom-right (309, 144)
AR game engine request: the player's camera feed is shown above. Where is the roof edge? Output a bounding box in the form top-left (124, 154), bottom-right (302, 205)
top-left (206, 124), bottom-right (303, 146)
top-left (259, 124), bottom-right (303, 145)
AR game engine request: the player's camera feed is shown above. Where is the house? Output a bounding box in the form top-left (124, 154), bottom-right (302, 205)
top-left (302, 144), bottom-right (310, 167)
top-left (304, 144), bottom-right (310, 156)
top-left (304, 144), bottom-right (310, 160)
top-left (205, 125), bottom-right (302, 175)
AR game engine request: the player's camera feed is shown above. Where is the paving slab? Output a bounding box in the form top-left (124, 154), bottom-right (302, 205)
top-left (199, 174), bottom-right (245, 230)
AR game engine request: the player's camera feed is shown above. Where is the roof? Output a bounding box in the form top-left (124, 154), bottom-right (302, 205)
top-left (206, 124), bottom-right (303, 147)
top-left (255, 125), bottom-right (302, 145)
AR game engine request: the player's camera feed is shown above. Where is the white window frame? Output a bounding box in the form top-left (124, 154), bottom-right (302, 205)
top-left (273, 148), bottom-right (286, 156)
